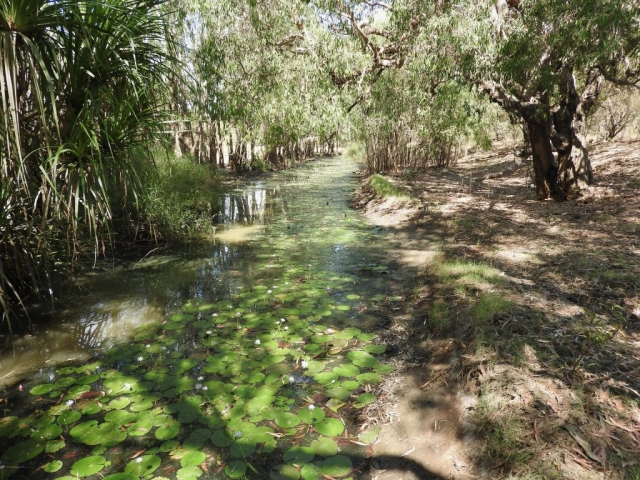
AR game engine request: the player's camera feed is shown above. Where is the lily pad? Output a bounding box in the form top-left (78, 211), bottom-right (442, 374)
top-left (333, 364), bottom-right (360, 377)
top-left (270, 464), bottom-right (300, 480)
top-left (325, 387), bottom-right (351, 400)
top-left (180, 451), bottom-right (206, 468)
top-left (315, 418), bottom-right (344, 437)
top-left (347, 350), bottom-right (378, 368)
top-left (125, 455), bottom-right (161, 476)
top-left (31, 423), bottom-right (62, 440)
top-left (29, 383), bottom-right (55, 396)
top-left (177, 466), bottom-right (203, 480)
top-left (1, 438), bottom-right (45, 464)
top-left (300, 463), bottom-right (322, 480)
top-left (318, 455), bottom-right (352, 477)
top-left (45, 439), bottom-right (66, 453)
top-left (70, 455), bottom-right (107, 477)
top-left (274, 411), bottom-right (300, 429)
top-left (283, 446), bottom-right (315, 464)
top-left (356, 373), bottom-right (382, 385)
top-left (298, 407), bottom-right (325, 424)
top-left (58, 410), bottom-right (82, 426)
top-left (310, 437), bottom-right (338, 457)
top-left (224, 461), bottom-right (247, 478)
top-left (211, 429), bottom-right (232, 447)
top-left (156, 419), bottom-right (181, 441)
top-left (358, 426), bottom-right (381, 444)
top-left (43, 460), bottom-right (63, 473)
top-left (103, 474), bottom-right (138, 480)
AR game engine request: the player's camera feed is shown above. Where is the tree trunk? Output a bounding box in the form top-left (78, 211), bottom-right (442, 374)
top-left (528, 120), bottom-right (560, 200)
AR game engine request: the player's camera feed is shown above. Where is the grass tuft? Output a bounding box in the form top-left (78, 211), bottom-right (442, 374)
top-left (368, 174), bottom-right (409, 198)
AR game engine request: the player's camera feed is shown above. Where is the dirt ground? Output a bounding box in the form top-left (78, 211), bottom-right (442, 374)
top-left (353, 140), bottom-right (640, 480)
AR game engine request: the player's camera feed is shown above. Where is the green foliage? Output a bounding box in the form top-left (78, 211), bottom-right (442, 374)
top-left (140, 153), bottom-right (222, 242)
top-left (367, 174), bottom-right (409, 199)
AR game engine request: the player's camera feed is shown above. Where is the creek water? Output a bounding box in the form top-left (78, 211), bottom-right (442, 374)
top-left (0, 156), bottom-right (406, 479)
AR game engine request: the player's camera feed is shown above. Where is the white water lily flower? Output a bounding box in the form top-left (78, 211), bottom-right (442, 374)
top-left (66, 400), bottom-right (74, 407)
top-left (136, 457), bottom-right (143, 463)
top-left (289, 376), bottom-right (295, 383)
top-left (124, 383), bottom-right (131, 389)
top-left (280, 318), bottom-right (286, 323)
top-left (301, 360), bottom-right (309, 369)
top-left (197, 376), bottom-right (204, 381)
top-left (146, 344), bottom-right (150, 348)
top-left (206, 330), bottom-right (212, 335)
top-left (212, 313), bottom-right (218, 317)
top-left (267, 290), bottom-right (272, 294)
top-left (308, 405), bottom-right (315, 410)
top-left (284, 326), bottom-right (289, 331)
top-left (234, 431), bottom-right (243, 438)
top-left (255, 339), bottom-right (261, 346)
top-left (195, 383), bottom-right (203, 390)
top-left (202, 386), bottom-right (208, 391)
top-left (137, 356), bottom-right (143, 362)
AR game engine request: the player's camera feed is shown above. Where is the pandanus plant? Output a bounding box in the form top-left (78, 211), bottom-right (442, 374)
top-left (0, 0), bottom-right (175, 328)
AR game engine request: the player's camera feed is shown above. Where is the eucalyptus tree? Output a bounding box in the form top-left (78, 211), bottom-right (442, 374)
top-left (401, 0), bottom-right (640, 199)
top-left (0, 0), bottom-right (174, 326)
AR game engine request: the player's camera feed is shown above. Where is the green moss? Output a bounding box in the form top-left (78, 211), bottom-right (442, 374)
top-left (368, 174), bottom-right (409, 198)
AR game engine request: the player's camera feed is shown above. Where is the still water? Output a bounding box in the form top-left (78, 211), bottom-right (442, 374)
top-left (0, 157), bottom-right (395, 388)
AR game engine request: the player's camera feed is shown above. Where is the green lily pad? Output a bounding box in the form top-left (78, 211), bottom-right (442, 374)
top-left (340, 380), bottom-right (360, 390)
top-left (104, 410), bottom-right (136, 426)
top-left (274, 411), bottom-right (300, 429)
top-left (357, 333), bottom-right (378, 341)
top-left (356, 373), bottom-right (382, 384)
top-left (177, 466), bottom-right (203, 480)
top-left (314, 372), bottom-right (338, 385)
top-left (347, 350), bottom-right (378, 368)
top-left (54, 377), bottom-right (76, 389)
top-left (298, 407), bottom-right (325, 424)
top-left (81, 401), bottom-right (103, 415)
top-left (283, 446), bottom-right (315, 464)
top-left (211, 429), bottom-right (232, 447)
top-left (300, 463), bottom-right (321, 480)
top-left (180, 451), bottom-right (206, 468)
top-left (318, 455), bottom-right (352, 477)
top-left (230, 440), bottom-right (257, 458)
top-left (29, 383), bottom-right (55, 396)
top-left (374, 364), bottom-right (396, 374)
top-left (333, 364), bottom-right (360, 377)
top-left (31, 423), bottom-right (62, 440)
top-left (1, 438), bottom-right (45, 464)
top-left (156, 419), bottom-right (181, 441)
top-left (70, 421), bottom-right (126, 446)
top-left (58, 410), bottom-right (82, 426)
top-left (43, 460), bottom-right (63, 473)
top-left (124, 455), bottom-right (161, 476)
top-left (224, 461), bottom-right (247, 478)
top-left (315, 418), bottom-right (344, 437)
top-left (45, 439), bottom-right (66, 453)
top-left (103, 474), bottom-right (138, 480)
top-left (364, 344), bottom-right (386, 354)
top-left (355, 393), bottom-right (377, 406)
top-left (75, 374), bottom-right (100, 385)
top-left (326, 388), bottom-right (351, 400)
top-left (358, 426), bottom-right (381, 444)
top-left (305, 360), bottom-right (325, 375)
top-left (70, 455), bottom-right (107, 477)
top-left (310, 437), bottom-right (338, 457)
top-left (270, 464), bottom-right (300, 480)
top-left (0, 416), bottom-right (19, 438)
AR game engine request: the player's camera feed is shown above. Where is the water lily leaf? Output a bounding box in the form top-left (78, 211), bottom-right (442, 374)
top-left (346, 294), bottom-right (360, 300)
top-left (325, 388), bottom-right (351, 400)
top-left (333, 364), bottom-right (360, 378)
top-left (315, 418), bottom-right (344, 437)
top-left (160, 439), bottom-right (179, 452)
top-left (270, 464), bottom-right (300, 480)
top-left (108, 397), bottom-right (132, 410)
top-left (311, 334), bottom-right (332, 344)
top-left (29, 384), bottom-right (55, 396)
top-left (43, 460), bottom-right (63, 473)
top-left (274, 411), bottom-right (300, 429)
top-left (154, 417), bottom-right (180, 441)
top-left (57, 366), bottom-right (78, 375)
top-left (177, 466), bottom-right (203, 480)
top-left (314, 372), bottom-right (338, 385)
top-left (124, 455), bottom-right (161, 477)
top-left (310, 437), bottom-right (338, 457)
top-left (33, 414), bottom-right (55, 429)
top-left (180, 451), bottom-right (206, 467)
top-left (300, 463), bottom-right (321, 480)
top-left (305, 360), bottom-right (325, 375)
top-left (354, 393), bottom-right (377, 409)
top-left (81, 401), bottom-right (102, 415)
top-left (318, 455), bottom-right (353, 477)
top-left (357, 333), bottom-right (378, 342)
top-left (103, 474), bottom-right (138, 480)
top-left (70, 455), bottom-right (107, 477)
top-left (75, 374), bottom-right (100, 385)
top-left (283, 446), bottom-right (315, 464)
top-left (54, 377), bottom-right (76, 389)
top-left (0, 416), bottom-right (18, 438)
top-left (333, 327), bottom-right (361, 340)
top-left (92, 446), bottom-right (107, 455)
top-left (230, 440), bottom-right (257, 458)
top-left (45, 439), bottom-right (65, 453)
top-left (374, 363), bottom-right (396, 374)
top-left (31, 423), bottom-right (62, 440)
top-left (347, 350), bottom-right (378, 368)
top-left (364, 344), bottom-right (386, 354)
top-left (358, 426), bottom-right (381, 444)
top-left (356, 373), bottom-right (382, 385)
top-left (2, 438), bottom-right (44, 466)
top-left (211, 429), bottom-right (232, 447)
top-left (298, 407), bottom-right (325, 424)
top-left (224, 461), bottom-right (247, 478)
top-left (184, 428), bottom-right (211, 449)
top-left (340, 380), bottom-right (360, 390)
top-left (335, 305), bottom-right (350, 311)
top-left (243, 425), bottom-right (275, 443)
top-left (58, 410), bottom-right (82, 426)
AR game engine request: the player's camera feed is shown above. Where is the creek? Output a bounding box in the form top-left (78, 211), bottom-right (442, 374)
top-left (0, 156), bottom-right (407, 480)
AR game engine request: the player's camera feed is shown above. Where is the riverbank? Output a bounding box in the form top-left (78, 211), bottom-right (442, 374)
top-left (352, 140), bottom-right (640, 479)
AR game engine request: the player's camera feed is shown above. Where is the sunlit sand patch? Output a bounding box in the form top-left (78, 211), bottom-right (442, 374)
top-left (214, 224), bottom-right (265, 243)
top-left (391, 249), bottom-right (445, 268)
